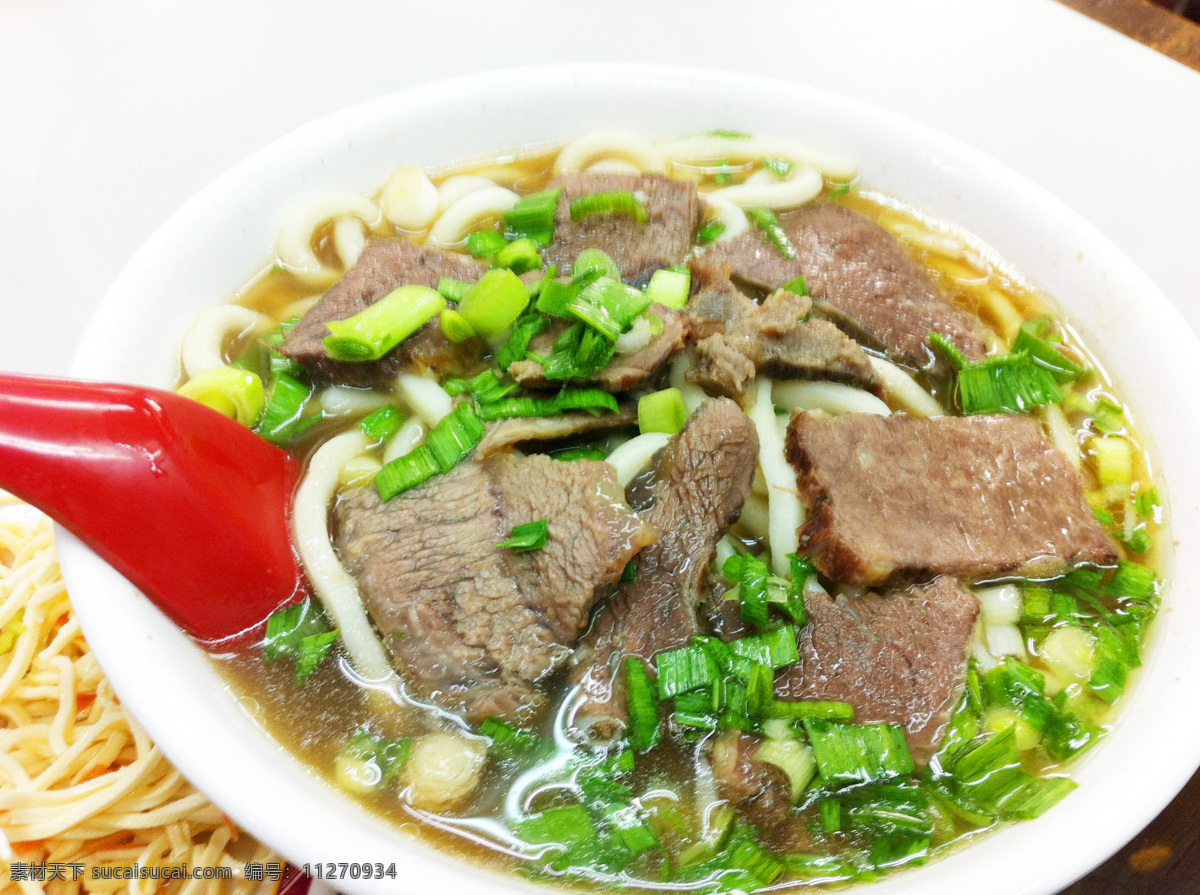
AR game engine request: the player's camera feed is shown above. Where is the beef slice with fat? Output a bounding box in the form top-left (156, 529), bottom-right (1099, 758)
top-left (334, 454), bottom-right (655, 723)
top-left (786, 412), bottom-right (1119, 586)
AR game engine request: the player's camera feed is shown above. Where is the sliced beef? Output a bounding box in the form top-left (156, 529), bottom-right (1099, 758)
top-left (474, 406), bottom-right (637, 459)
top-left (683, 263), bottom-right (758, 339)
top-left (279, 238), bottom-right (489, 386)
top-left (786, 413), bottom-right (1119, 586)
top-left (542, 173), bottom-right (701, 284)
top-left (699, 204), bottom-right (989, 369)
top-left (571, 398), bottom-right (759, 729)
top-left (776, 578), bottom-right (980, 762)
top-left (688, 287), bottom-right (881, 399)
top-left (334, 454), bottom-right (655, 723)
top-left (711, 730), bottom-right (794, 831)
top-left (508, 304), bottom-right (688, 393)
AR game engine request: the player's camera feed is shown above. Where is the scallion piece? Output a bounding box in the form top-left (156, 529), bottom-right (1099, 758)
top-left (645, 267), bottom-right (691, 310)
top-left (1104, 559), bottom-right (1159, 601)
top-left (803, 717), bottom-right (915, 787)
top-left (335, 728), bottom-right (409, 793)
top-left (495, 519), bottom-right (549, 553)
top-left (496, 237), bottom-right (543, 275)
top-left (457, 269), bottom-right (530, 339)
top-left (637, 388), bottom-right (689, 436)
top-left (536, 279), bottom-right (579, 318)
top-left (767, 700), bottom-right (855, 721)
top-left (781, 275), bottom-right (808, 297)
top-left (480, 716), bottom-right (543, 758)
top-left (466, 229), bottom-right (508, 260)
top-left (262, 316), bottom-right (303, 376)
top-left (696, 220), bottom-right (726, 244)
top-left (569, 190), bottom-right (649, 224)
top-left (568, 276), bottom-right (654, 341)
top-left (1093, 435), bottom-right (1133, 488)
top-left (516, 803), bottom-right (596, 848)
top-left (542, 322), bottom-right (615, 381)
top-left (504, 189), bottom-right (562, 244)
top-left (177, 366), bottom-right (266, 427)
top-left (358, 404), bottom-right (402, 442)
top-left (476, 387), bottom-right (618, 421)
top-left (438, 308), bottom-right (476, 343)
top-left (459, 369), bottom-right (517, 404)
top-left (755, 737), bottom-right (817, 801)
top-left (263, 599), bottom-right (338, 685)
top-left (746, 662), bottom-right (775, 718)
top-left (552, 443), bottom-right (609, 462)
top-left (496, 311), bottom-right (549, 371)
top-left (1135, 487), bottom-right (1161, 519)
top-left (625, 657), bottom-right (661, 751)
top-left (725, 837), bottom-right (784, 887)
top-left (257, 372), bottom-right (320, 445)
top-left (762, 157), bottom-right (792, 178)
top-left (746, 207), bottom-right (796, 260)
top-left (1013, 318), bottom-right (1088, 382)
top-left (374, 402), bottom-right (484, 500)
top-left (323, 285), bottom-right (446, 361)
top-left (957, 354), bottom-right (1064, 415)
top-left (572, 248), bottom-right (622, 283)
top-left (1088, 625), bottom-right (1131, 705)
top-left (655, 644), bottom-right (719, 699)
top-left (819, 798), bottom-right (842, 832)
top-left (436, 276), bottom-right (473, 303)
top-left (733, 554), bottom-right (771, 628)
top-left (728, 625), bottom-right (800, 669)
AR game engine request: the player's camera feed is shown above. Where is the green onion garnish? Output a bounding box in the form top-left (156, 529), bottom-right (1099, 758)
top-left (457, 369), bottom-right (517, 404)
top-left (781, 275), bottom-right (808, 296)
top-left (572, 248), bottom-right (622, 283)
top-left (1135, 488), bottom-right (1161, 518)
top-left (728, 625), bottom-right (800, 669)
top-left (374, 402), bottom-right (484, 501)
top-left (1013, 317), bottom-right (1088, 382)
top-left (637, 388), bottom-right (689, 436)
top-left (504, 189), bottom-right (562, 244)
top-left (496, 237), bottom-right (543, 275)
top-left (480, 717), bottom-right (544, 758)
top-left (476, 387), bottom-right (618, 421)
top-left (731, 554), bottom-right (771, 628)
top-left (457, 269), bottom-right (531, 339)
top-left (655, 644), bottom-right (719, 699)
top-left (438, 308), bottom-right (476, 343)
top-left (570, 190), bottom-right (649, 224)
top-left (436, 276), bottom-right (473, 303)
top-left (535, 279), bottom-right (580, 318)
top-left (696, 221), bottom-right (726, 244)
top-left (625, 657), bottom-right (661, 751)
top-left (257, 372), bottom-right (319, 445)
top-left (323, 285), bottom-right (446, 362)
top-left (542, 322), bottom-right (616, 381)
top-left (568, 276), bottom-right (654, 341)
top-left (516, 803), bottom-right (596, 848)
top-left (819, 798), bottom-right (842, 833)
top-left (645, 267), bottom-right (691, 310)
top-left (466, 229), bottom-right (508, 259)
top-left (358, 404), bottom-right (403, 442)
top-left (496, 311), bottom-right (549, 371)
top-left (1105, 559), bottom-right (1159, 601)
top-left (803, 718), bottom-right (915, 787)
top-left (762, 157), bottom-right (792, 178)
top-left (746, 207), bottom-right (797, 260)
top-left (959, 355), bottom-right (1065, 414)
top-left (263, 599), bottom-right (338, 685)
top-left (177, 367), bottom-right (266, 428)
top-left (261, 315), bottom-right (303, 376)
top-left (336, 728), bottom-right (410, 792)
top-left (767, 700), bottom-right (855, 721)
top-left (495, 519), bottom-right (549, 553)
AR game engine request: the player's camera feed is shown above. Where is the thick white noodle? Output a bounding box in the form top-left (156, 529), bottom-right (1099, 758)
top-left (975, 583), bottom-right (1022, 626)
top-left (772, 380), bottom-right (891, 417)
top-left (867, 356), bottom-right (945, 417)
top-left (749, 378), bottom-right (804, 577)
top-left (669, 352), bottom-right (710, 413)
top-left (332, 215), bottom-right (367, 269)
top-left (704, 194), bottom-right (750, 242)
top-left (736, 494), bottom-right (770, 542)
top-left (436, 174), bottom-right (495, 213)
top-left (986, 623), bottom-right (1028, 660)
top-left (180, 305), bottom-right (270, 378)
top-left (275, 192), bottom-right (382, 282)
top-left (292, 431), bottom-right (392, 681)
top-left (395, 373), bottom-right (452, 427)
top-left (379, 164), bottom-right (439, 231)
top-left (553, 129), bottom-right (665, 174)
top-left (605, 433), bottom-right (671, 486)
top-left (714, 535), bottom-right (740, 572)
top-left (1041, 402), bottom-right (1081, 469)
top-left (586, 158), bottom-right (642, 174)
top-left (318, 386), bottom-right (392, 419)
top-left (383, 415), bottom-right (427, 464)
top-left (654, 134), bottom-right (857, 182)
top-left (708, 163), bottom-right (823, 211)
top-left (428, 186), bottom-right (519, 248)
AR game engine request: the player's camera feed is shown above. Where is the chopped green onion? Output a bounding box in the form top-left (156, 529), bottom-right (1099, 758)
top-left (620, 560), bottom-right (637, 581)
top-left (1013, 318), bottom-right (1088, 382)
top-left (438, 308), bottom-right (476, 343)
top-left (819, 798), bottom-right (842, 833)
top-left (762, 157), bottom-right (792, 178)
top-left (929, 331), bottom-right (970, 371)
top-left (746, 207), bottom-right (796, 260)
top-left (457, 269), bottom-right (531, 339)
top-left (1104, 559), bottom-right (1159, 602)
top-left (570, 190), bottom-right (649, 224)
top-left (784, 853), bottom-right (862, 882)
top-left (476, 387), bottom-right (618, 421)
top-left (535, 279), bottom-right (579, 318)
top-left (638, 388), bottom-right (689, 436)
top-left (958, 354), bottom-right (1064, 415)
top-left (702, 129), bottom-right (753, 139)
top-left (374, 402), bottom-right (484, 501)
top-left (1090, 399), bottom-right (1126, 434)
top-left (1136, 488), bottom-right (1161, 519)
top-left (495, 519), bottom-right (549, 553)
top-left (803, 718), bottom-right (915, 787)
top-left (828, 182), bottom-right (854, 199)
top-left (568, 276), bottom-right (654, 341)
top-left (1093, 435), bottom-right (1133, 488)
top-left (496, 311), bottom-right (549, 371)
top-left (843, 783), bottom-right (932, 868)
top-left (655, 644), bottom-right (719, 699)
top-left (542, 323), bottom-right (616, 381)
top-left (728, 625), bottom-right (800, 669)
top-left (625, 657), bottom-right (661, 751)
top-left (980, 658), bottom-right (1054, 732)
top-left (733, 554), bottom-right (771, 629)
top-left (263, 599), bottom-right (338, 685)
top-left (480, 717), bottom-right (543, 758)
top-left (645, 267), bottom-right (691, 310)
top-left (551, 444), bottom-right (609, 462)
top-left (766, 700), bottom-right (855, 721)
top-left (466, 229), bottom-right (508, 259)
top-left (1088, 625), bottom-right (1131, 705)
top-left (696, 221), bottom-right (726, 244)
top-left (496, 237), bottom-right (543, 275)
top-left (712, 160), bottom-right (734, 185)
top-left (781, 275), bottom-right (808, 297)
top-left (725, 835), bottom-right (784, 886)
top-left (517, 803), bottom-right (596, 848)
top-left (262, 317), bottom-right (304, 376)
top-left (457, 369), bottom-right (517, 404)
top-left (1121, 525), bottom-right (1153, 554)
top-left (745, 662), bottom-right (775, 718)
top-left (572, 248), bottom-right (622, 283)
top-left (436, 276), bottom-right (473, 303)
top-left (323, 285), bottom-right (446, 361)
top-left (177, 367), bottom-right (266, 427)
top-left (358, 404), bottom-right (403, 442)
top-left (504, 189), bottom-right (562, 244)
top-left (951, 727), bottom-right (1077, 819)
top-left (257, 372), bottom-right (319, 445)
top-left (335, 728), bottom-right (410, 793)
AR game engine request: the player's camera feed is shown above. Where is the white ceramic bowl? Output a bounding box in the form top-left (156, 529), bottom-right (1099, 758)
top-left (63, 65), bottom-right (1200, 895)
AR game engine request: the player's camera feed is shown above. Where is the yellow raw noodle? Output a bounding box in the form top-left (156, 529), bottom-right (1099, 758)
top-left (0, 494), bottom-right (278, 894)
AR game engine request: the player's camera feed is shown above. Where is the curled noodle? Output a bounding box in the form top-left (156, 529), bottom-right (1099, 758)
top-left (275, 192), bottom-right (382, 283)
top-left (180, 306), bottom-right (270, 379)
top-left (553, 130), bottom-right (665, 175)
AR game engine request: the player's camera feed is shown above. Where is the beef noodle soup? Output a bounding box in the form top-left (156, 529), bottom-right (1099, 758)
top-left (175, 130), bottom-right (1164, 891)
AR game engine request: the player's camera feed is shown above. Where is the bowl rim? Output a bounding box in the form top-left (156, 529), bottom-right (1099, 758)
top-left (61, 62), bottom-right (1200, 895)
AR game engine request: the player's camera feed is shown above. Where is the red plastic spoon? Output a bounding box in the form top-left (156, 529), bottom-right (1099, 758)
top-left (0, 374), bottom-right (305, 643)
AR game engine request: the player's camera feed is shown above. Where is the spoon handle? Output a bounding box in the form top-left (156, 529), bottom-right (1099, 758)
top-left (0, 374), bottom-right (304, 643)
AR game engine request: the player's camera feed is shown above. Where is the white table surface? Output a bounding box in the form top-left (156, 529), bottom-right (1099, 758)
top-left (1, 0), bottom-right (1198, 378)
